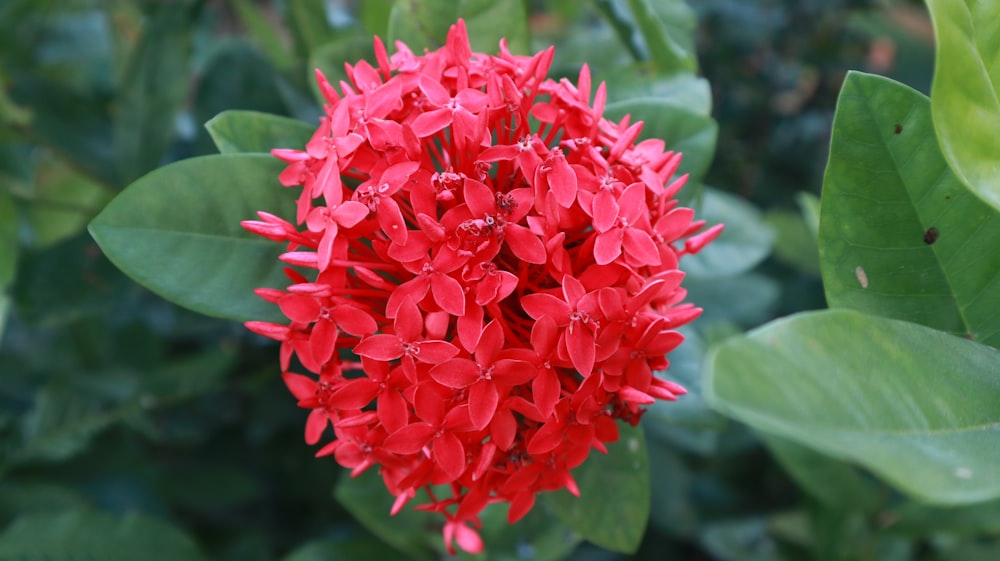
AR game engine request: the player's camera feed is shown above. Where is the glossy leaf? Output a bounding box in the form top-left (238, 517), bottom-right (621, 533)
top-left (89, 154), bottom-right (295, 323)
top-left (705, 309), bottom-right (1000, 505)
top-left (681, 187), bottom-right (773, 278)
top-left (625, 0), bottom-right (698, 74)
top-left (113, 2), bottom-right (195, 184)
top-left (926, 0), bottom-right (1000, 211)
top-left (0, 509), bottom-right (209, 561)
top-left (388, 0), bottom-right (529, 54)
top-left (819, 71), bottom-right (1000, 347)
top-left (205, 110), bottom-right (315, 155)
top-left (545, 423), bottom-right (650, 553)
top-left (334, 470), bottom-right (438, 561)
top-left (604, 98), bottom-right (718, 190)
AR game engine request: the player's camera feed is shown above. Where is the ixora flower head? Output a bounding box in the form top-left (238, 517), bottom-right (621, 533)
top-left (242, 20), bottom-right (722, 555)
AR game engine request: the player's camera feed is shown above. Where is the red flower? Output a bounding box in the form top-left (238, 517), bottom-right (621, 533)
top-left (243, 19), bottom-right (722, 555)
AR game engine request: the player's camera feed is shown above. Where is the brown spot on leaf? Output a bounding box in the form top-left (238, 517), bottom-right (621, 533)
top-left (924, 227), bottom-right (939, 245)
top-left (894, 123), bottom-right (903, 134)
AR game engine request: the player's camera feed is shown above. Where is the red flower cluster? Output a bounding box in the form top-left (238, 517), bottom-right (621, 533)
top-left (243, 20), bottom-right (721, 554)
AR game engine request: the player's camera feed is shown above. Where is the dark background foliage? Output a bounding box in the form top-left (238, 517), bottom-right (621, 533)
top-left (4, 1), bottom-right (982, 560)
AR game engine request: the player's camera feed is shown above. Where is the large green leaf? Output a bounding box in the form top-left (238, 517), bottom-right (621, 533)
top-left (819, 71), bottom-right (1000, 347)
top-left (88, 154), bottom-right (295, 323)
top-left (388, 0), bottom-right (529, 54)
top-left (113, 2), bottom-right (196, 184)
top-left (926, 0), bottom-right (1000, 212)
top-left (205, 110), bottom-right (315, 154)
top-left (705, 309), bottom-right (1000, 505)
top-left (604, 98), bottom-right (718, 189)
top-left (0, 509), bottom-right (209, 561)
top-left (544, 423), bottom-right (650, 553)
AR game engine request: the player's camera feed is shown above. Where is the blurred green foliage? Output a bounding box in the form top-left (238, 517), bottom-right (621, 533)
top-left (4, 1), bottom-right (997, 560)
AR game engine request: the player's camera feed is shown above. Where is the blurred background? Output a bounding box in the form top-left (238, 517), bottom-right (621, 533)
top-left (0, 1), bottom-right (948, 560)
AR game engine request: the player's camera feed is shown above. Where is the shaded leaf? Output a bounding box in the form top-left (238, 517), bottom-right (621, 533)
top-left (280, 535), bottom-right (402, 561)
top-left (388, 0), bottom-right (529, 54)
top-left (759, 432), bottom-right (878, 512)
top-left (231, 0), bottom-right (295, 71)
top-left (624, 0), bottom-right (697, 74)
top-left (205, 110), bottom-right (315, 155)
top-left (194, 42), bottom-right (289, 153)
top-left (307, 30), bottom-right (376, 105)
top-left (763, 209), bottom-right (820, 276)
top-left (288, 0), bottom-right (336, 56)
top-left (545, 423), bottom-right (650, 553)
top-left (0, 188), bottom-right (16, 290)
top-left (9, 77), bottom-right (117, 187)
top-left (681, 188), bottom-right (773, 278)
top-left (0, 509), bottom-right (209, 561)
top-left (705, 309), bottom-right (1000, 505)
top-left (113, 2), bottom-right (196, 184)
top-left (819, 72), bottom-right (1000, 347)
top-left (333, 470), bottom-right (438, 561)
top-left (926, 0), bottom-right (1000, 212)
top-left (89, 154), bottom-right (295, 323)
top-left (25, 157), bottom-right (113, 249)
top-left (684, 273), bottom-right (781, 328)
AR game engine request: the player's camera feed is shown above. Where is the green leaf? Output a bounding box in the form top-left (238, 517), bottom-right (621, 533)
top-left (0, 509), bottom-right (209, 561)
top-left (205, 110), bottom-right (315, 154)
top-left (819, 71), bottom-right (1000, 347)
top-left (280, 535), bottom-right (402, 561)
top-left (599, 70), bottom-right (712, 115)
top-left (624, 0), bottom-right (698, 74)
top-left (113, 2), bottom-right (196, 184)
top-left (88, 154), bottom-right (295, 323)
top-left (681, 188), bottom-right (773, 278)
top-left (684, 273), bottom-right (781, 327)
top-left (763, 209), bottom-right (820, 276)
top-left (25, 158), bottom-right (113, 249)
top-left (194, 42), bottom-right (290, 153)
top-left (334, 470), bottom-right (438, 561)
top-left (0, 187), bottom-right (16, 290)
top-left (697, 517), bottom-right (786, 561)
top-left (705, 309), bottom-right (1000, 505)
top-left (231, 0), bottom-right (295, 71)
top-left (307, 30), bottom-right (376, 104)
top-left (926, 0), bottom-right (1000, 212)
top-left (288, 0), bottom-right (336, 56)
top-left (603, 98), bottom-right (718, 190)
top-left (887, 498), bottom-right (1000, 538)
top-left (545, 423), bottom-right (650, 553)
top-left (9, 77), bottom-right (118, 187)
top-left (759, 432), bottom-right (878, 511)
top-left (797, 191), bottom-right (820, 238)
top-left (388, 0), bottom-right (529, 55)
top-left (358, 0), bottom-right (394, 38)
top-left (15, 385), bottom-right (119, 464)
